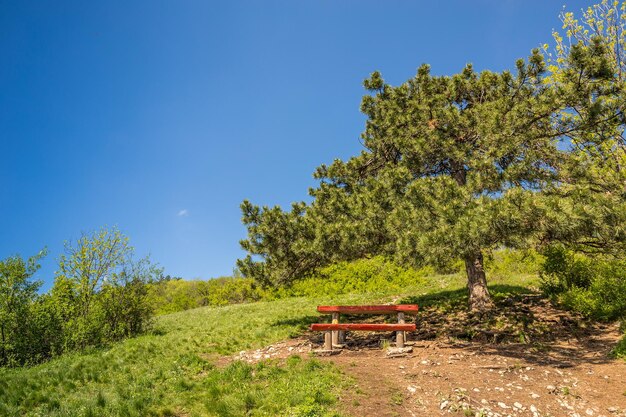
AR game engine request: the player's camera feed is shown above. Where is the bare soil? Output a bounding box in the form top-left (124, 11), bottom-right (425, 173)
top-left (230, 296), bottom-right (626, 417)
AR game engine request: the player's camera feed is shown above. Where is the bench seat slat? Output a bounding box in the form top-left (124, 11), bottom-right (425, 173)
top-left (310, 323), bottom-right (416, 331)
top-left (317, 305), bottom-right (419, 315)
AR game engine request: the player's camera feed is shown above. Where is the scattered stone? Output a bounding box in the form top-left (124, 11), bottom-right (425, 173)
top-left (498, 402), bottom-right (510, 409)
top-left (440, 400), bottom-right (449, 410)
top-left (513, 402), bottom-right (523, 409)
top-left (407, 385), bottom-right (417, 394)
top-left (530, 393), bottom-right (540, 399)
top-left (386, 346), bottom-right (413, 357)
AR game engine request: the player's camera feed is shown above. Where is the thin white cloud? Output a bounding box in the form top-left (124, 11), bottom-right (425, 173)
top-left (177, 209), bottom-right (189, 217)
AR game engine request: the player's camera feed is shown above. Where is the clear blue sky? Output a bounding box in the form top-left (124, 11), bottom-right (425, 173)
top-left (1, 0), bottom-right (591, 289)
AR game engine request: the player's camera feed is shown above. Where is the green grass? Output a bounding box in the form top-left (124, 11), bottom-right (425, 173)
top-left (0, 271), bottom-right (539, 416)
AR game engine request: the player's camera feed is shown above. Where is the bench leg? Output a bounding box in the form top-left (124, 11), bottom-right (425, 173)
top-left (332, 313), bottom-right (339, 346)
top-left (324, 330), bottom-right (332, 351)
top-left (396, 312), bottom-right (405, 348)
top-left (339, 330), bottom-right (346, 344)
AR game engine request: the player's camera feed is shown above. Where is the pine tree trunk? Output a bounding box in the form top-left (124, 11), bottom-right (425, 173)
top-left (464, 251), bottom-right (493, 312)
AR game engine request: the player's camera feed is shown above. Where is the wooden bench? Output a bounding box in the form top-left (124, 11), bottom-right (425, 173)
top-left (311, 305), bottom-right (418, 351)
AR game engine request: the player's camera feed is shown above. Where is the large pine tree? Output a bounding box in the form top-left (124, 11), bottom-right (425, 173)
top-left (239, 51), bottom-right (562, 311)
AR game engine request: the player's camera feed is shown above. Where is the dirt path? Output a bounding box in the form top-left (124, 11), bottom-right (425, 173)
top-left (230, 297), bottom-right (626, 417)
top-left (330, 337), bottom-right (626, 417)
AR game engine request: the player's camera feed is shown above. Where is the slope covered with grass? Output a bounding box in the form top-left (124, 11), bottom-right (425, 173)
top-left (0, 266), bottom-right (540, 417)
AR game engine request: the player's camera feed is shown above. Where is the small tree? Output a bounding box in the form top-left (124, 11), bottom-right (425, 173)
top-left (52, 226), bottom-right (160, 349)
top-left (240, 52), bottom-right (562, 311)
top-left (0, 250), bottom-right (46, 366)
top-left (540, 0), bottom-right (626, 254)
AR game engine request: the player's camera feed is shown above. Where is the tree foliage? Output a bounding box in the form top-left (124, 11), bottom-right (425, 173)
top-left (0, 227), bottom-right (162, 367)
top-left (51, 226), bottom-right (162, 350)
top-left (0, 250), bottom-right (46, 366)
top-left (239, 51), bottom-right (566, 310)
top-left (540, 0), bottom-right (626, 255)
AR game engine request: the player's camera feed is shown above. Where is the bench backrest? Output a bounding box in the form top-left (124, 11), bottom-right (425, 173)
top-left (317, 305), bottom-right (419, 315)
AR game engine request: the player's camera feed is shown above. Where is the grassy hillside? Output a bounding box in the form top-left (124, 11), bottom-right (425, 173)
top-left (0, 270), bottom-right (539, 417)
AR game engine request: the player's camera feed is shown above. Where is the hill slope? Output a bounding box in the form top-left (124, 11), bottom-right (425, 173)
top-left (1, 272), bottom-right (625, 417)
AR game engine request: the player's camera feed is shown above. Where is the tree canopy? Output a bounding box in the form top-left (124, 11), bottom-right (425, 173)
top-left (239, 51), bottom-right (569, 311)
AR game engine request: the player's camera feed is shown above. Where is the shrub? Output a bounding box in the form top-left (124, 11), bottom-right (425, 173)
top-left (275, 256), bottom-right (431, 298)
top-left (485, 248), bottom-right (544, 278)
top-left (540, 246), bottom-right (626, 321)
top-left (612, 332), bottom-right (626, 359)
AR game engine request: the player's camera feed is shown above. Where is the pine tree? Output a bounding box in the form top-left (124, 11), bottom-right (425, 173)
top-left (239, 51), bottom-right (562, 311)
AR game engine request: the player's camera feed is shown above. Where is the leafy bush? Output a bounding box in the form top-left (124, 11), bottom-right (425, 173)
top-left (612, 332), bottom-right (626, 359)
top-left (150, 250), bottom-right (545, 315)
top-left (148, 277), bottom-right (264, 315)
top-left (148, 256), bottom-right (432, 314)
top-left (0, 227), bottom-right (162, 368)
top-left (50, 227), bottom-right (161, 353)
top-left (272, 256), bottom-right (432, 299)
top-left (540, 246), bottom-right (626, 321)
top-left (0, 250), bottom-right (46, 366)
top-left (485, 249), bottom-right (544, 278)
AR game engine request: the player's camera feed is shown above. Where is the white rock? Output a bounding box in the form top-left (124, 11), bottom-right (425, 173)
top-left (498, 402), bottom-right (510, 409)
top-left (407, 385), bottom-right (417, 394)
top-left (440, 400), bottom-right (449, 410)
top-left (530, 405), bottom-right (538, 413)
top-left (530, 393), bottom-right (540, 399)
top-left (513, 402), bottom-right (523, 409)
top-left (586, 409), bottom-right (594, 416)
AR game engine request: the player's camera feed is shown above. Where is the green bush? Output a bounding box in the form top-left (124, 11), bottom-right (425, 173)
top-left (148, 277), bottom-right (265, 315)
top-left (540, 246), bottom-right (626, 321)
top-left (612, 332), bottom-right (626, 359)
top-left (148, 256), bottom-right (431, 313)
top-left (150, 250), bottom-right (546, 315)
top-left (274, 256), bottom-right (431, 298)
top-left (485, 249), bottom-right (544, 278)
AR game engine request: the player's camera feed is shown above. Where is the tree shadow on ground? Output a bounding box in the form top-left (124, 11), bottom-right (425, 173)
top-left (400, 284), bottom-right (534, 309)
top-left (410, 288), bottom-right (621, 366)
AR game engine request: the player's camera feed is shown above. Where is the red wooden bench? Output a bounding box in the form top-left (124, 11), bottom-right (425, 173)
top-left (311, 304), bottom-right (418, 351)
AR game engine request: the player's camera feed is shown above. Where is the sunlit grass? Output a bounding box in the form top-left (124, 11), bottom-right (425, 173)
top-left (0, 271), bottom-right (539, 416)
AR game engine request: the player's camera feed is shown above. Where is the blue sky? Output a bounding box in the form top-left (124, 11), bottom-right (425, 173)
top-left (1, 0), bottom-right (591, 289)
